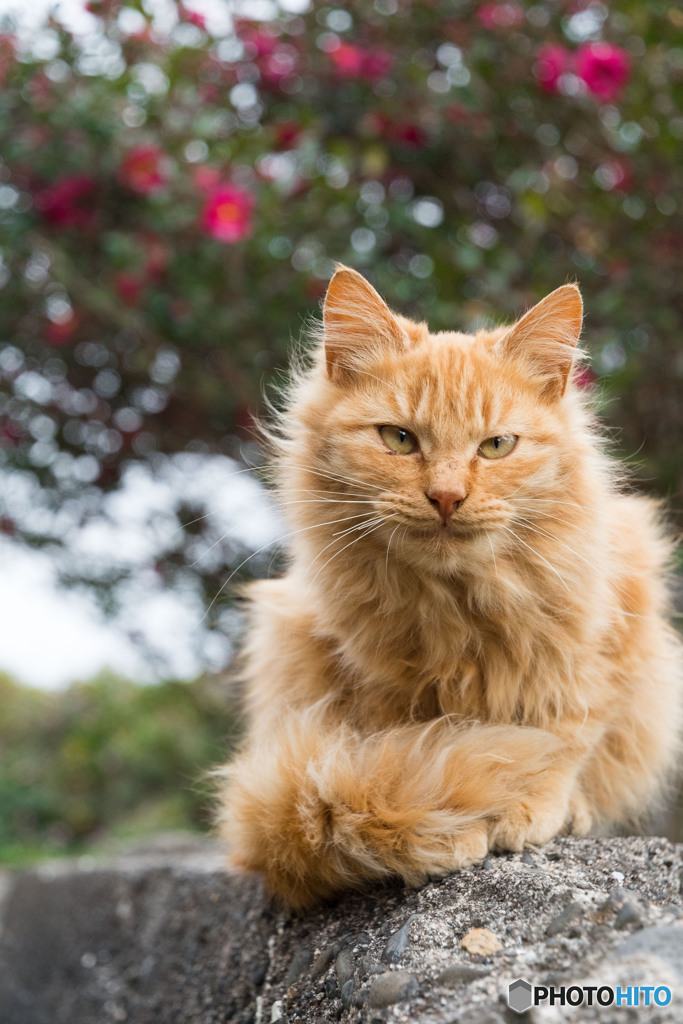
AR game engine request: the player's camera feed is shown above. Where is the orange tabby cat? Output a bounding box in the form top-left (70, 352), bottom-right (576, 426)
top-left (216, 265), bottom-right (682, 908)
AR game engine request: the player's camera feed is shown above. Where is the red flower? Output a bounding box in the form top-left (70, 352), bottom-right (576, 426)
top-left (392, 123), bottom-right (427, 149)
top-left (445, 103), bottom-right (471, 123)
top-left (369, 113), bottom-right (428, 149)
top-left (535, 43), bottom-right (572, 93)
top-left (261, 43), bottom-right (299, 86)
top-left (201, 185), bottom-right (255, 243)
top-left (141, 233), bottom-right (168, 280)
top-left (47, 311), bottom-right (79, 346)
top-left (0, 420), bottom-right (23, 446)
top-left (477, 3), bottom-right (524, 30)
top-left (594, 158), bottom-right (633, 192)
top-left (179, 6), bottom-right (207, 30)
top-left (329, 42), bottom-right (365, 78)
top-left (273, 121), bottom-right (303, 149)
top-left (118, 145), bottom-right (169, 195)
top-left (0, 33), bottom-right (16, 87)
top-left (34, 175), bottom-right (98, 229)
top-left (193, 165), bottom-right (222, 192)
top-left (361, 49), bottom-right (395, 81)
top-left (114, 273), bottom-right (144, 306)
top-left (239, 26), bottom-right (278, 59)
top-left (576, 42), bottom-right (630, 102)
top-left (329, 43), bottom-right (394, 81)
top-left (85, 0), bottom-right (121, 15)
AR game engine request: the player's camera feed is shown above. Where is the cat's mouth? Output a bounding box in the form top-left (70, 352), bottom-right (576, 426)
top-left (413, 519), bottom-right (483, 541)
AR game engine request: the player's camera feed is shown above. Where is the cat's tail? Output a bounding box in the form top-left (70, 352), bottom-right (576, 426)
top-left (215, 709), bottom-right (564, 907)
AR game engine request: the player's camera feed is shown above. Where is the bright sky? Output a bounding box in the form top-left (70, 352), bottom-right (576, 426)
top-left (0, 457), bottom-right (280, 689)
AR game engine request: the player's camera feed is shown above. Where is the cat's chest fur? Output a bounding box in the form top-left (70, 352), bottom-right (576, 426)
top-left (309, 546), bottom-right (586, 730)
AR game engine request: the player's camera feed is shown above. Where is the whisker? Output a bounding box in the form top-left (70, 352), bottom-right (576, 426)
top-left (485, 530), bottom-right (499, 582)
top-left (281, 461), bottom-right (388, 493)
top-left (305, 515), bottom-right (397, 593)
top-left (499, 525), bottom-right (570, 591)
top-left (273, 496), bottom-right (390, 509)
top-left (198, 511), bottom-right (390, 624)
top-left (511, 505), bottom-right (578, 530)
top-left (506, 496), bottom-right (590, 511)
top-left (385, 524), bottom-right (401, 580)
top-left (512, 516), bottom-right (597, 572)
top-left (301, 516), bottom-right (379, 576)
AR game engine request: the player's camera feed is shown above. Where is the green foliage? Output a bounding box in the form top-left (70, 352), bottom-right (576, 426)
top-left (0, 671), bottom-right (240, 863)
top-left (0, 0), bottom-right (681, 611)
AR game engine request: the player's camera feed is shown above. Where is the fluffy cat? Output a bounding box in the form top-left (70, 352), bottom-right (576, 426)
top-left (216, 265), bottom-right (682, 908)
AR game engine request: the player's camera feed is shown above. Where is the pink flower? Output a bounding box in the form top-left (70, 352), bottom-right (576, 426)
top-left (477, 3), bottom-right (524, 30)
top-left (34, 175), bottom-right (98, 228)
top-left (535, 43), bottom-right (572, 93)
top-left (576, 42), bottom-right (630, 102)
top-left (201, 185), bottom-right (255, 243)
top-left (329, 42), bottom-right (365, 78)
top-left (118, 145), bottom-right (169, 195)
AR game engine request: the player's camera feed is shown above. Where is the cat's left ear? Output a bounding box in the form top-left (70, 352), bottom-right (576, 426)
top-left (496, 284), bottom-right (583, 400)
top-left (323, 265), bottom-right (407, 382)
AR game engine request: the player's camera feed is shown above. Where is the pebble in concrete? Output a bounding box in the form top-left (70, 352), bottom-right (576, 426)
top-left (335, 947), bottom-right (354, 988)
top-left (369, 970), bottom-right (419, 1008)
top-left (382, 914), bottom-right (418, 964)
top-left (437, 964), bottom-right (493, 986)
top-left (545, 902), bottom-right (583, 937)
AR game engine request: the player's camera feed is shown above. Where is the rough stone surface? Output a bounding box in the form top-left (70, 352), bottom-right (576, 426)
top-left (368, 970), bottom-right (419, 1007)
top-left (0, 835), bottom-right (682, 1023)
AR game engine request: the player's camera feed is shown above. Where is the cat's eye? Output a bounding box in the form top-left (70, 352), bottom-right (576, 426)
top-left (479, 434), bottom-right (518, 459)
top-left (378, 425), bottom-right (419, 455)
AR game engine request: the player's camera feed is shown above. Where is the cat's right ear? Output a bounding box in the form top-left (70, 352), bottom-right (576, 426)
top-left (322, 265), bottom-right (406, 382)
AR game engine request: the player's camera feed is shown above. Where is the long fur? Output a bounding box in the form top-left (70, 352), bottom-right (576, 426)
top-left (216, 267), bottom-right (682, 908)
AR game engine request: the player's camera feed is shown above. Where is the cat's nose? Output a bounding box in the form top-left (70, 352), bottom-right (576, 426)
top-left (426, 487), bottom-right (467, 522)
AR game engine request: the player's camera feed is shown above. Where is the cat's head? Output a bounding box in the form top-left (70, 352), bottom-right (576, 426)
top-left (281, 265), bottom-right (596, 573)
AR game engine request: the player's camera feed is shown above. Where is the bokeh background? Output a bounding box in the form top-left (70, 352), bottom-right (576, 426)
top-left (1, 0), bottom-right (682, 863)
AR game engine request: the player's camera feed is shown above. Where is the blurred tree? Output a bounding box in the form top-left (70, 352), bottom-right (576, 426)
top-left (0, 670), bottom-right (239, 862)
top-left (0, 0), bottom-right (681, 621)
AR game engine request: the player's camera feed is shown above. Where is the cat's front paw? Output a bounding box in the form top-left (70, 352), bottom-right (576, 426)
top-left (567, 789), bottom-right (592, 836)
top-left (488, 799), bottom-right (569, 853)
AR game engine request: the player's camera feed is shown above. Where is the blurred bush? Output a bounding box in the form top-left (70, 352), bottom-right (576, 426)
top-left (0, 0), bottom-right (681, 615)
top-left (0, 671), bottom-right (239, 863)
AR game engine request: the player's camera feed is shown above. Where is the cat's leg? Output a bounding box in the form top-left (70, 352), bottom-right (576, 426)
top-left (574, 670), bottom-right (681, 830)
top-left (487, 762), bottom-right (584, 851)
top-left (487, 716), bottom-right (607, 852)
top-left (489, 638), bottom-right (682, 850)
top-left (217, 710), bottom-right (563, 908)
